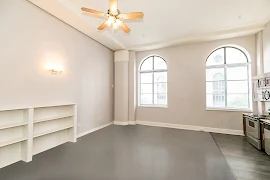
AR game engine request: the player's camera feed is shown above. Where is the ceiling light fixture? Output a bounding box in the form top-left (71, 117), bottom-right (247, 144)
top-left (81, 0), bottom-right (144, 33)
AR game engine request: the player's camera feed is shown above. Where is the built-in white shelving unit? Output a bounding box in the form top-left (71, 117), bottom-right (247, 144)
top-left (0, 104), bottom-right (77, 169)
top-left (0, 137), bottom-right (27, 148)
top-left (34, 114), bottom-right (73, 124)
top-left (0, 122), bottom-right (28, 130)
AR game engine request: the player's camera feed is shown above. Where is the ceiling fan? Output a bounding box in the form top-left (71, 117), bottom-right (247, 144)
top-left (81, 0), bottom-right (144, 33)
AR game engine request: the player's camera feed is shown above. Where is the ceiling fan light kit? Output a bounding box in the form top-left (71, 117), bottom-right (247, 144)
top-left (81, 0), bottom-right (144, 33)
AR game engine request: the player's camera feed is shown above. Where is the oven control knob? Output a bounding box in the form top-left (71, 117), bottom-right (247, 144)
top-left (262, 91), bottom-right (266, 100)
top-left (265, 90), bottom-right (270, 101)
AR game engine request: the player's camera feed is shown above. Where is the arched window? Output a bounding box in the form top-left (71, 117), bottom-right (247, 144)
top-left (139, 55), bottom-right (167, 106)
top-left (206, 46), bottom-right (251, 110)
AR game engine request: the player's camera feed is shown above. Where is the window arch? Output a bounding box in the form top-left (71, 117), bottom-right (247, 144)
top-left (206, 46), bottom-right (251, 110)
top-left (139, 55), bottom-right (167, 106)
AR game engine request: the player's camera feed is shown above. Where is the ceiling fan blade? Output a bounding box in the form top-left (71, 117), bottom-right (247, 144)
top-left (119, 21), bottom-right (131, 33)
top-left (81, 7), bottom-right (106, 16)
top-left (109, 0), bottom-right (118, 12)
top-left (119, 12), bottom-right (144, 19)
top-left (98, 21), bottom-right (108, 30)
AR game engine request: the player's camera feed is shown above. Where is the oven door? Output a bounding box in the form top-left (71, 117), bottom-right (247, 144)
top-left (265, 123), bottom-right (270, 155)
top-left (246, 118), bottom-right (260, 139)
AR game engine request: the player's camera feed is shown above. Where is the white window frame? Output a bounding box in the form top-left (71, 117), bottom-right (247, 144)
top-left (138, 55), bottom-right (168, 107)
top-left (206, 46), bottom-right (252, 111)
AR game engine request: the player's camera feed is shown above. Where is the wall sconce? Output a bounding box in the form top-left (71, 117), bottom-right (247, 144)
top-left (47, 64), bottom-right (63, 75)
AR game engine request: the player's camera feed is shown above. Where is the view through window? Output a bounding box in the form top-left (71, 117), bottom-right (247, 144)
top-left (139, 56), bottom-right (167, 106)
top-left (206, 46), bottom-right (251, 109)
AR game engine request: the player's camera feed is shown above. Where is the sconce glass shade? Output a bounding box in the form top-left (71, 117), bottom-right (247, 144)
top-left (47, 64), bottom-right (63, 75)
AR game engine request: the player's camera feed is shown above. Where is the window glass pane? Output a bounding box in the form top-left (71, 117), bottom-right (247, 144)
top-left (154, 94), bottom-right (167, 105)
top-left (154, 83), bottom-right (167, 93)
top-left (141, 94), bottom-right (152, 105)
top-left (154, 56), bottom-right (167, 70)
top-left (206, 68), bottom-right (224, 81)
top-left (206, 48), bottom-right (224, 66)
top-left (140, 72), bottom-right (152, 83)
top-left (141, 84), bottom-right (153, 94)
top-left (227, 94), bottom-right (249, 109)
top-left (207, 94), bottom-right (225, 108)
top-left (227, 66), bottom-right (248, 80)
top-left (140, 57), bottom-right (153, 71)
top-left (206, 81), bottom-right (225, 94)
top-left (206, 82), bottom-right (213, 93)
top-left (227, 81), bottom-right (248, 93)
top-left (206, 94), bottom-right (214, 107)
top-left (154, 72), bottom-right (167, 83)
top-left (226, 47), bottom-right (248, 64)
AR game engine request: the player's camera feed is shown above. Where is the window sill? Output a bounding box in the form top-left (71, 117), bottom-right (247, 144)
top-left (206, 108), bottom-right (253, 112)
top-left (138, 105), bottom-right (167, 108)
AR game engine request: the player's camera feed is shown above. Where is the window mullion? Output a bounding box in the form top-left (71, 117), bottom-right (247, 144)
top-left (247, 64), bottom-right (250, 109)
top-left (225, 67), bottom-right (228, 108)
top-left (224, 47), bottom-right (228, 108)
top-left (152, 57), bottom-right (154, 105)
top-left (224, 47), bottom-right (226, 64)
top-left (139, 71), bottom-right (141, 106)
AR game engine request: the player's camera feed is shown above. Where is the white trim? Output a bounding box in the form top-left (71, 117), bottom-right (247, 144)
top-left (206, 62), bottom-right (251, 69)
top-left (138, 105), bottom-right (167, 108)
top-left (128, 121), bottom-right (137, 125)
top-left (77, 122), bottom-right (113, 138)
top-left (206, 108), bottom-right (253, 112)
top-left (114, 121), bottom-right (129, 125)
top-left (0, 103), bottom-right (76, 112)
top-left (136, 120), bottom-right (244, 136)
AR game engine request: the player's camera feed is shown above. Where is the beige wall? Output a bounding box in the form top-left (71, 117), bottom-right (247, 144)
top-left (128, 51), bottom-right (137, 122)
top-left (114, 62), bottom-right (129, 122)
top-left (263, 21), bottom-right (270, 73)
top-left (0, 0), bottom-right (114, 134)
top-left (263, 21), bottom-right (270, 111)
top-left (135, 36), bottom-right (256, 131)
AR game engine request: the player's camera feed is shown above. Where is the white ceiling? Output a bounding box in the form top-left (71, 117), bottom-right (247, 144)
top-left (28, 0), bottom-right (270, 51)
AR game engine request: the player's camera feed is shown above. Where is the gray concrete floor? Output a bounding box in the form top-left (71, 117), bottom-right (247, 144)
top-left (0, 125), bottom-right (235, 180)
top-left (212, 133), bottom-right (270, 180)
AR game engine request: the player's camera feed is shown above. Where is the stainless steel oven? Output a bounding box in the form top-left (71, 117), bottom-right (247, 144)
top-left (246, 116), bottom-right (261, 150)
top-left (265, 123), bottom-right (270, 155)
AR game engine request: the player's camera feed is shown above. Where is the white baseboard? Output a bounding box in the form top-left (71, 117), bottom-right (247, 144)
top-left (114, 121), bottom-right (129, 125)
top-left (78, 120), bottom-right (243, 137)
top-left (77, 122), bottom-right (113, 138)
top-left (136, 120), bottom-right (243, 136)
top-left (128, 121), bottom-right (137, 125)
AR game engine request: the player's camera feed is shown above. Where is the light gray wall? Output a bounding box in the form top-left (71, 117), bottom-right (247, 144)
top-left (136, 35), bottom-right (256, 131)
top-left (0, 0), bottom-right (114, 134)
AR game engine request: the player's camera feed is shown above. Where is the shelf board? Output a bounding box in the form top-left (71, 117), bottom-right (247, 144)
top-left (34, 114), bottom-right (74, 124)
top-left (0, 137), bottom-right (27, 148)
top-left (0, 122), bottom-right (27, 130)
top-left (34, 125), bottom-right (73, 138)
